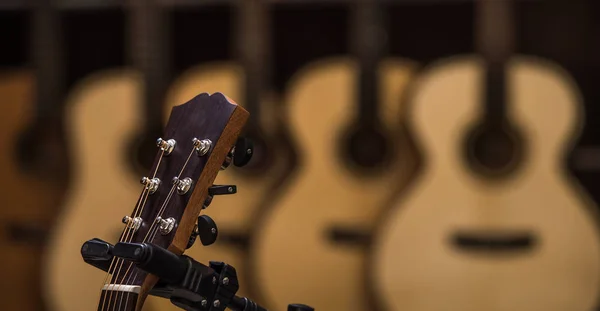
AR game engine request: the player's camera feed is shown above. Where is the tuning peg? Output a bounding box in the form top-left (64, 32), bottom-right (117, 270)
top-left (208, 185), bottom-right (237, 196)
top-left (156, 138), bottom-right (176, 156)
top-left (197, 215), bottom-right (218, 246)
top-left (202, 185), bottom-right (236, 210)
top-left (193, 138), bottom-right (212, 156)
top-left (202, 195), bottom-right (213, 209)
top-left (221, 148), bottom-right (234, 170)
top-left (186, 224), bottom-right (198, 249)
top-left (186, 215), bottom-right (219, 248)
top-left (233, 137), bottom-right (253, 167)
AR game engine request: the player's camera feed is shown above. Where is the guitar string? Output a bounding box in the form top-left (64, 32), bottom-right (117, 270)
top-left (96, 203), bottom-right (142, 301)
top-left (105, 189), bottom-right (153, 310)
top-left (116, 185), bottom-right (177, 311)
top-left (108, 150), bottom-right (164, 309)
top-left (98, 188), bottom-right (148, 311)
top-left (118, 147), bottom-right (196, 311)
top-left (106, 152), bottom-right (164, 311)
top-left (101, 176), bottom-right (156, 311)
top-left (118, 148), bottom-right (195, 311)
top-left (100, 151), bottom-right (165, 311)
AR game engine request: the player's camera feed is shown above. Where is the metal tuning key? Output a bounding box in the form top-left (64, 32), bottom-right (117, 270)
top-left (186, 224), bottom-right (199, 249)
top-left (221, 147), bottom-right (234, 170)
top-left (140, 177), bottom-right (161, 194)
top-left (221, 137), bottom-right (254, 170)
top-left (172, 177), bottom-right (193, 195)
top-left (156, 138), bottom-right (176, 155)
top-left (122, 216), bottom-right (142, 232)
top-left (193, 138), bottom-right (212, 156)
top-left (155, 217), bottom-right (176, 235)
top-left (203, 195), bottom-right (213, 209)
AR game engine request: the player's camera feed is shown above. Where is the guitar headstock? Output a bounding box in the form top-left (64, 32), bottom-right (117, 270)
top-left (96, 92), bottom-right (248, 311)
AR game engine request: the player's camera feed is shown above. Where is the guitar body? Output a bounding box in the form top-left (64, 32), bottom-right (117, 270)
top-left (251, 57), bottom-right (418, 311)
top-left (43, 70), bottom-right (170, 311)
top-left (0, 70), bottom-right (64, 310)
top-left (160, 62), bottom-right (290, 302)
top-left (371, 56), bottom-right (600, 311)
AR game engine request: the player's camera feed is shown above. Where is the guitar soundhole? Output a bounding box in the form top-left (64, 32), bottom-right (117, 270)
top-left (5, 223), bottom-right (48, 245)
top-left (15, 122), bottom-right (68, 177)
top-left (465, 123), bottom-right (524, 177)
top-left (341, 124), bottom-right (392, 172)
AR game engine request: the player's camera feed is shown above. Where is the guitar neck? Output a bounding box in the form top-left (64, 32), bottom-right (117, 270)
top-left (352, 0), bottom-right (386, 124)
top-left (32, 0), bottom-right (65, 121)
top-left (476, 0), bottom-right (515, 121)
top-left (235, 0), bottom-right (270, 129)
top-left (477, 0), bottom-right (515, 64)
top-left (129, 0), bottom-right (171, 130)
top-left (97, 290), bottom-right (139, 311)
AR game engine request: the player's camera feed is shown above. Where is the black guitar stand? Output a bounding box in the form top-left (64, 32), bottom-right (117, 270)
top-left (81, 238), bottom-right (314, 311)
top-left (80, 136), bottom-right (313, 311)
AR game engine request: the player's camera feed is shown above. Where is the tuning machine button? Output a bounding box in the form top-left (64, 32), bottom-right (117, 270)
top-left (202, 185), bottom-right (237, 210)
top-left (198, 215), bottom-right (218, 246)
top-left (222, 138), bottom-right (253, 170)
top-left (186, 215), bottom-right (218, 248)
top-left (208, 185), bottom-right (237, 196)
top-left (233, 137), bottom-right (253, 167)
top-left (185, 215), bottom-right (219, 247)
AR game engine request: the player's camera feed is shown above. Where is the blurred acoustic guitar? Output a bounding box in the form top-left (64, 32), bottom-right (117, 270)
top-left (43, 1), bottom-right (180, 311)
top-left (250, 1), bottom-right (418, 311)
top-left (0, 3), bottom-right (69, 310)
top-left (161, 0), bottom-right (293, 305)
top-left (0, 70), bottom-right (65, 311)
top-left (370, 1), bottom-right (600, 311)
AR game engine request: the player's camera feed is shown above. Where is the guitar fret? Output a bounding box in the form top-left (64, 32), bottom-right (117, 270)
top-left (98, 290), bottom-right (139, 311)
top-left (101, 284), bottom-right (141, 294)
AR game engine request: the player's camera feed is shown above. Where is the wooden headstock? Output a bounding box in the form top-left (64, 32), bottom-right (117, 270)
top-left (96, 92), bottom-right (248, 311)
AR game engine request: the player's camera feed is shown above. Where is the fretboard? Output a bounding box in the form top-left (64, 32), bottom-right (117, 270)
top-left (97, 286), bottom-right (140, 311)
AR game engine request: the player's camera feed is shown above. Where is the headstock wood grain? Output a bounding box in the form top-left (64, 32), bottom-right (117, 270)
top-left (96, 92), bottom-right (248, 311)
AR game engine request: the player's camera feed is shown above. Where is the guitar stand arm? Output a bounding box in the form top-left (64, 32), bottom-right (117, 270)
top-left (81, 238), bottom-right (314, 311)
top-left (80, 238), bottom-right (114, 273)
